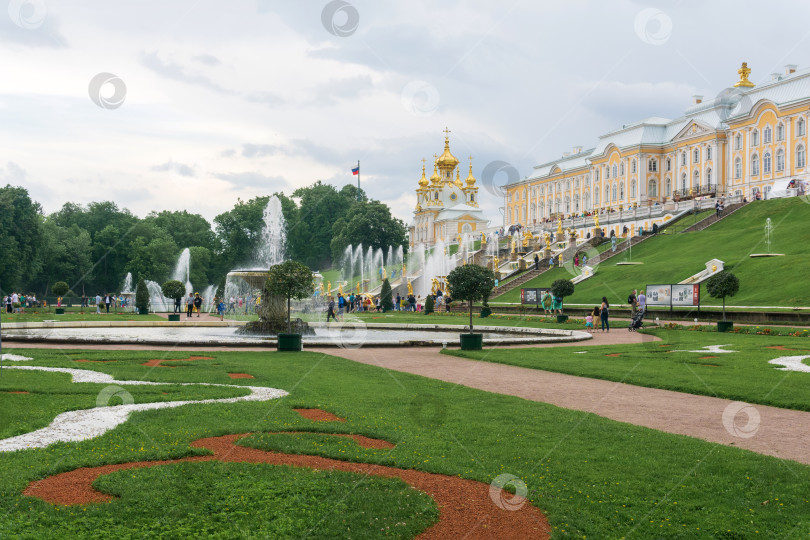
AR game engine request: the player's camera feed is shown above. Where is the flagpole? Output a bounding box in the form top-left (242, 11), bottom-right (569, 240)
top-left (357, 160), bottom-right (361, 202)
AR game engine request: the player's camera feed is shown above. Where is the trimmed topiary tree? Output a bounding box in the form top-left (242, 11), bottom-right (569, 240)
top-left (265, 260), bottom-right (314, 333)
top-left (161, 280), bottom-right (186, 302)
top-left (424, 294), bottom-right (435, 315)
top-left (550, 279), bottom-right (575, 314)
top-left (706, 270), bottom-right (740, 321)
top-left (51, 281), bottom-right (70, 297)
top-left (135, 277), bottom-right (150, 313)
top-left (447, 264), bottom-right (495, 333)
top-left (380, 279), bottom-right (394, 312)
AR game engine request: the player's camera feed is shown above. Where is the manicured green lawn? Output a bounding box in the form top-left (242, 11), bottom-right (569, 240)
top-left (1, 346), bottom-right (810, 537)
top-left (494, 198), bottom-right (810, 307)
top-left (448, 328), bottom-right (810, 411)
top-left (349, 310), bottom-right (588, 331)
top-left (0, 307), bottom-right (164, 323)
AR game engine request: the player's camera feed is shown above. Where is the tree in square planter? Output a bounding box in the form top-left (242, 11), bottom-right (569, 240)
top-left (162, 280), bottom-right (186, 321)
top-left (51, 281), bottom-right (70, 314)
top-left (706, 270), bottom-right (739, 332)
top-left (135, 277), bottom-right (150, 315)
top-left (265, 260), bottom-right (314, 352)
top-left (447, 264), bottom-right (495, 350)
top-left (550, 279), bottom-right (575, 323)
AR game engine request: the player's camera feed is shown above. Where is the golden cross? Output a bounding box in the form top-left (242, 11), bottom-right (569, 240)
top-left (443, 127), bottom-right (451, 137)
top-left (421, 158), bottom-right (426, 167)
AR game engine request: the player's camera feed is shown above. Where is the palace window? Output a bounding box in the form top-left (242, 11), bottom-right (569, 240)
top-left (620, 181), bottom-right (625, 199)
top-left (594, 188), bottom-right (599, 205)
top-left (648, 159), bottom-right (658, 172)
top-left (584, 192), bottom-right (591, 210)
top-left (470, 193), bottom-right (475, 201)
top-left (693, 148), bottom-right (700, 163)
top-left (752, 129), bottom-right (759, 146)
top-left (566, 180), bottom-right (571, 191)
top-left (595, 169), bottom-right (600, 181)
top-left (612, 183), bottom-right (618, 201)
top-left (612, 164), bottom-right (618, 177)
top-left (735, 133), bottom-right (742, 150)
top-left (706, 168), bottom-right (712, 188)
top-left (555, 198), bottom-right (561, 213)
top-left (575, 195), bottom-right (580, 212)
top-left (649, 179), bottom-right (658, 197)
top-left (735, 157), bottom-right (742, 179)
top-left (565, 196), bottom-right (571, 213)
top-left (681, 152), bottom-right (687, 166)
top-left (798, 118), bottom-right (806, 137)
top-left (776, 149), bottom-right (785, 172)
top-left (630, 179), bottom-right (636, 198)
top-left (707, 147), bottom-right (712, 161)
top-left (764, 126), bottom-right (772, 144)
top-left (693, 169), bottom-right (699, 188)
top-left (666, 157), bottom-right (671, 171)
top-left (798, 145), bottom-right (806, 168)
top-left (531, 204), bottom-right (535, 220)
top-left (575, 179), bottom-right (580, 189)
top-left (538, 204), bottom-right (543, 218)
top-left (620, 163), bottom-right (625, 176)
top-left (681, 173), bottom-right (687, 192)
top-left (605, 185), bottom-right (610, 202)
top-left (777, 123), bottom-right (784, 141)
top-left (632, 160), bottom-right (637, 173)
top-left (763, 151), bottom-right (772, 174)
top-left (751, 154), bottom-right (760, 176)
top-left (665, 178), bottom-right (671, 196)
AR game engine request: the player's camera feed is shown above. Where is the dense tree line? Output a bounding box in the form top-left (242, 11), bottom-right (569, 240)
top-left (0, 182), bottom-right (407, 296)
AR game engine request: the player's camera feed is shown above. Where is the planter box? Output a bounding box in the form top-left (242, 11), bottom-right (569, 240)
top-left (54, 308), bottom-right (65, 315)
top-left (167, 314), bottom-right (181, 322)
top-left (138, 308), bottom-right (149, 315)
top-left (459, 333), bottom-right (484, 351)
top-left (717, 320), bottom-right (734, 332)
top-left (557, 315), bottom-right (569, 323)
top-left (277, 333), bottom-right (302, 352)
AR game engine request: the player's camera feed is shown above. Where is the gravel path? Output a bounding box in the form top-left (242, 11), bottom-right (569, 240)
top-left (311, 337), bottom-right (810, 466)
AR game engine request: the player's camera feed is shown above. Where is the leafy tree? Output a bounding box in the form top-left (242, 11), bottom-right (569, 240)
top-left (550, 279), bottom-right (575, 313)
top-left (447, 264), bottom-right (495, 333)
top-left (145, 210), bottom-right (217, 252)
top-left (706, 270), bottom-right (740, 320)
top-left (0, 185), bottom-right (43, 291)
top-left (135, 277), bottom-right (150, 312)
top-left (214, 195), bottom-right (271, 270)
top-left (35, 221), bottom-right (93, 296)
top-left (264, 261), bottom-right (314, 333)
top-left (330, 201), bottom-right (407, 263)
top-left (380, 279), bottom-right (393, 312)
top-left (188, 246), bottom-right (212, 291)
top-left (289, 182), bottom-right (348, 268)
top-left (51, 281), bottom-right (70, 297)
top-left (161, 280), bottom-right (186, 301)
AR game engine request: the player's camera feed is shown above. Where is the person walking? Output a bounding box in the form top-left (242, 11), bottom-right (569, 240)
top-left (627, 289), bottom-right (638, 315)
top-left (186, 293), bottom-right (194, 318)
top-left (217, 298), bottom-right (226, 321)
top-left (174, 295), bottom-right (182, 313)
top-left (600, 296), bottom-right (610, 332)
top-left (533, 254), bottom-right (540, 270)
top-left (326, 297), bottom-right (337, 322)
top-left (637, 289), bottom-right (647, 316)
top-left (95, 293), bottom-right (102, 314)
top-left (194, 293), bottom-right (203, 317)
top-left (104, 293), bottom-right (112, 313)
top-left (337, 293), bottom-right (345, 321)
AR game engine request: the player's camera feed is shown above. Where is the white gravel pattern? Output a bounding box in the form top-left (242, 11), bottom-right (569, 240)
top-left (768, 355), bottom-right (810, 372)
top-left (0, 365), bottom-right (288, 452)
top-left (1, 354), bottom-right (34, 361)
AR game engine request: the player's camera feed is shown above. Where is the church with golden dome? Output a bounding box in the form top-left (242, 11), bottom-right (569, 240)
top-left (409, 129), bottom-right (489, 248)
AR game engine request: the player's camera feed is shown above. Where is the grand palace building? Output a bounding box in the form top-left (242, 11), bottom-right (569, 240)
top-left (505, 62), bottom-right (810, 228)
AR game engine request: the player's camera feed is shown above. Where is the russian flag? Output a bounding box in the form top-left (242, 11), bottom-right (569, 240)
top-left (352, 166), bottom-right (359, 175)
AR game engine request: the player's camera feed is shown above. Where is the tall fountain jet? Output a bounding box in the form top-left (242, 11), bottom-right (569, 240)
top-left (227, 195), bottom-right (288, 293)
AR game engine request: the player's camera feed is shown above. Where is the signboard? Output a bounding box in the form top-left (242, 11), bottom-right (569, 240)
top-left (520, 288), bottom-right (550, 305)
top-left (671, 284), bottom-right (700, 306)
top-left (645, 285), bottom-right (672, 306)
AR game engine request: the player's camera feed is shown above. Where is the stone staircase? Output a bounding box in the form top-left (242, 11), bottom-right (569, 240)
top-left (490, 266), bottom-right (550, 297)
top-left (591, 233), bottom-right (654, 265)
top-left (677, 200), bottom-right (750, 233)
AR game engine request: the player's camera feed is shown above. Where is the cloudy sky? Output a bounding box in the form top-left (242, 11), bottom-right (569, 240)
top-left (3, 0), bottom-right (810, 226)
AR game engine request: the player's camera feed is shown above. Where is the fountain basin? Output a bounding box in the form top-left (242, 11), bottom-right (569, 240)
top-left (1, 321), bottom-right (590, 348)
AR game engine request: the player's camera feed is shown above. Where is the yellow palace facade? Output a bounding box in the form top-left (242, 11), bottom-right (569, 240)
top-left (505, 63), bottom-right (810, 228)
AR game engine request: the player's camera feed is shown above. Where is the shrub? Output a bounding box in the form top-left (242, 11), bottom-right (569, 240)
top-left (706, 270), bottom-right (740, 321)
top-left (161, 280), bottom-right (186, 301)
top-left (380, 279), bottom-right (394, 312)
top-left (51, 281), bottom-right (70, 297)
top-left (265, 261), bottom-right (314, 333)
top-left (550, 279), bottom-right (575, 313)
top-left (135, 277), bottom-right (150, 312)
top-left (447, 264), bottom-right (495, 333)
top-left (424, 295), bottom-right (435, 314)
top-left (480, 306), bottom-right (492, 318)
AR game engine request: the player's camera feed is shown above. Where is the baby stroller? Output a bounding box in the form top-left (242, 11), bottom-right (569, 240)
top-left (628, 310), bottom-right (644, 331)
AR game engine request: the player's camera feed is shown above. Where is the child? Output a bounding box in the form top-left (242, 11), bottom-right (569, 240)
top-left (217, 299), bottom-right (226, 321)
top-left (585, 312), bottom-right (594, 332)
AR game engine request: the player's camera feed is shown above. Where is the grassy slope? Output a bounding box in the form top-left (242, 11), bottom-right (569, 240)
top-left (1, 347), bottom-right (810, 537)
top-left (494, 198), bottom-right (810, 306)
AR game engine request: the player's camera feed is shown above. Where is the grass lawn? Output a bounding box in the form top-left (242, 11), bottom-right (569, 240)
top-left (0, 307), bottom-right (164, 323)
top-left (1, 347), bottom-right (810, 537)
top-left (348, 309), bottom-right (588, 331)
top-left (494, 198), bottom-right (810, 307)
top-left (448, 328), bottom-right (810, 411)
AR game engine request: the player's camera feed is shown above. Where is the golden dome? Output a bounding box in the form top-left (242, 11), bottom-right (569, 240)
top-left (429, 158), bottom-right (441, 184)
top-left (436, 130), bottom-right (459, 171)
top-left (454, 168), bottom-right (463, 187)
top-left (418, 162), bottom-right (428, 188)
top-left (465, 158), bottom-right (476, 186)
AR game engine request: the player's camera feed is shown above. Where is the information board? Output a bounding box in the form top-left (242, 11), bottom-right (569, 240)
top-left (645, 285), bottom-right (672, 306)
top-left (671, 284), bottom-right (700, 306)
